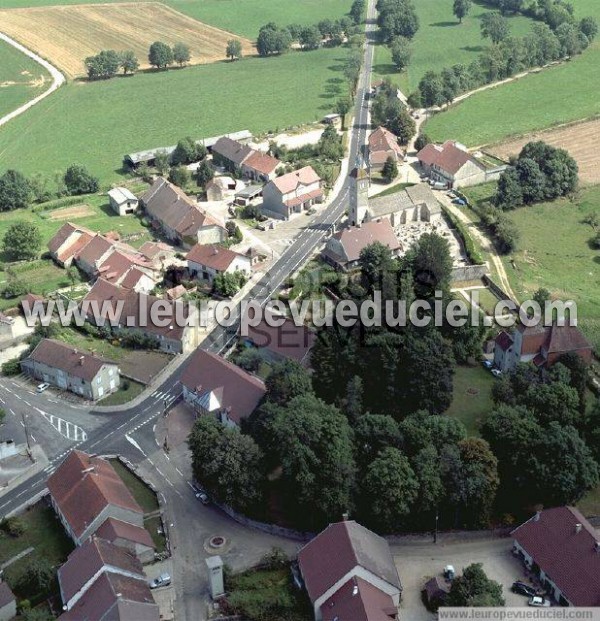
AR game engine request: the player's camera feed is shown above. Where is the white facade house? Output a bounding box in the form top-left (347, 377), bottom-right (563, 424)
top-left (262, 166), bottom-right (323, 219)
top-left (108, 187), bottom-right (139, 215)
top-left (186, 244), bottom-right (252, 283)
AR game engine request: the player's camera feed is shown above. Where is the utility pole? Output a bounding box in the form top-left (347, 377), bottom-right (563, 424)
top-left (433, 510), bottom-right (439, 544)
top-left (22, 412), bottom-right (32, 458)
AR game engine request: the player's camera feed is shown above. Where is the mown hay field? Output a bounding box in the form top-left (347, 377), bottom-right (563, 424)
top-left (0, 2), bottom-right (255, 78)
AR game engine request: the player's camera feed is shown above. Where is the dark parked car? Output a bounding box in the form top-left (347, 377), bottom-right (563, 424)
top-left (512, 582), bottom-right (537, 597)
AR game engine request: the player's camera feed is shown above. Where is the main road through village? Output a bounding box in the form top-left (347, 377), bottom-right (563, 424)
top-left (0, 2), bottom-right (378, 618)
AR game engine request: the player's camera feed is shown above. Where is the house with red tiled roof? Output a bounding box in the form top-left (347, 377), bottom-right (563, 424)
top-left (48, 222), bottom-right (95, 267)
top-left (512, 507), bottom-right (600, 606)
top-left (96, 518), bottom-right (155, 564)
top-left (368, 127), bottom-right (405, 173)
top-left (141, 177), bottom-right (226, 248)
top-left (417, 141), bottom-right (505, 189)
top-left (494, 322), bottom-right (592, 372)
top-left (298, 520), bottom-right (401, 621)
top-left (181, 349), bottom-right (266, 427)
top-left (48, 450), bottom-right (145, 545)
top-left (96, 250), bottom-right (156, 294)
top-left (262, 166), bottom-right (324, 219)
top-left (187, 243), bottom-right (252, 284)
top-left (322, 220), bottom-right (401, 271)
top-left (21, 338), bottom-right (120, 401)
top-left (58, 537), bottom-right (158, 620)
top-left (241, 150), bottom-right (282, 182)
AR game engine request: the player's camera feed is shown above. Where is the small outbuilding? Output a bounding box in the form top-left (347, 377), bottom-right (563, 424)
top-left (108, 187), bottom-right (138, 215)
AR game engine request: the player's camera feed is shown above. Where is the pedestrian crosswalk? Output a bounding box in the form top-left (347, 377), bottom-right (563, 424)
top-left (34, 407), bottom-right (87, 442)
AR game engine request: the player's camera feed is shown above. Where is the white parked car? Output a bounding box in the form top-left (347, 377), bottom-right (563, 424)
top-left (149, 573), bottom-right (171, 589)
top-left (529, 596), bottom-right (551, 607)
top-left (36, 382), bottom-right (50, 393)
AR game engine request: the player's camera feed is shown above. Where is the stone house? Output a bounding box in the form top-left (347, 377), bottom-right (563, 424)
top-left (57, 537), bottom-right (158, 619)
top-left (141, 177), bottom-right (226, 248)
top-left (262, 166), bottom-right (324, 219)
top-left (298, 519), bottom-right (401, 621)
top-left (241, 150), bottom-right (282, 182)
top-left (512, 506), bottom-right (600, 606)
top-left (368, 126), bottom-right (405, 173)
top-left (211, 137), bottom-right (281, 182)
top-left (108, 187), bottom-right (138, 215)
top-left (417, 140), bottom-right (505, 189)
top-left (47, 451), bottom-right (147, 547)
top-left (21, 339), bottom-right (120, 401)
top-left (187, 243), bottom-right (252, 284)
top-left (494, 323), bottom-right (592, 372)
top-left (181, 349), bottom-right (266, 427)
top-left (205, 176), bottom-right (240, 201)
top-left (47, 222), bottom-right (95, 267)
top-left (322, 220), bottom-right (401, 271)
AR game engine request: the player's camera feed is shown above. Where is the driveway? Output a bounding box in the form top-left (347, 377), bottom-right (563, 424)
top-left (391, 538), bottom-right (530, 620)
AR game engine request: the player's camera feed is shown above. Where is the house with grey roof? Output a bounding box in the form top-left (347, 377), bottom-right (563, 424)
top-left (21, 339), bottom-right (120, 401)
top-left (298, 519), bottom-right (401, 621)
top-left (108, 187), bottom-right (139, 216)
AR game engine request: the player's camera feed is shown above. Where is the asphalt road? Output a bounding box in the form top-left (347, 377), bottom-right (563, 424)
top-left (0, 2), bottom-right (378, 616)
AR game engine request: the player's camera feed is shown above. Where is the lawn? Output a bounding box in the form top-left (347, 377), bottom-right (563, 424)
top-left (110, 459), bottom-right (160, 514)
top-left (425, 0), bottom-right (600, 146)
top-left (446, 364), bottom-right (495, 436)
top-left (0, 0), bottom-right (353, 39)
top-left (373, 0), bottom-right (532, 93)
top-left (466, 183), bottom-right (600, 352)
top-left (0, 501), bottom-right (74, 598)
top-left (0, 47), bottom-right (350, 184)
top-left (0, 37), bottom-right (50, 120)
top-left (99, 379), bottom-right (145, 405)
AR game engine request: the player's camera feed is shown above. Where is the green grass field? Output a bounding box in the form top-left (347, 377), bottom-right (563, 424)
top-left (465, 183), bottom-right (600, 351)
top-left (0, 48), bottom-right (349, 184)
top-left (0, 38), bottom-right (50, 120)
top-left (425, 0), bottom-right (600, 146)
top-left (373, 0), bottom-right (532, 93)
top-left (446, 364), bottom-right (495, 436)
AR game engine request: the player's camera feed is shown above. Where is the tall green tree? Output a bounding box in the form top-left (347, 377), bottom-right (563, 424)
top-left (265, 359), bottom-right (314, 405)
top-left (3, 221), bottom-right (42, 261)
top-left (226, 39), bottom-right (243, 61)
top-left (335, 96), bottom-right (353, 130)
top-left (120, 50), bottom-right (139, 74)
top-left (480, 12), bottom-right (510, 44)
top-left (0, 170), bottom-right (32, 211)
top-left (196, 159), bottom-right (214, 187)
top-left (148, 41), bottom-right (174, 69)
top-left (447, 563), bottom-right (505, 607)
top-left (453, 0), bottom-right (472, 23)
top-left (172, 43), bottom-right (191, 66)
top-left (63, 164), bottom-right (99, 195)
top-left (382, 156), bottom-right (399, 183)
top-left (389, 36), bottom-right (412, 71)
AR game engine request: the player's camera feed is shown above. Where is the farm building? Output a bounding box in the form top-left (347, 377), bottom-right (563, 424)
top-left (187, 243), bottom-right (252, 284)
top-left (262, 166), bottom-right (323, 219)
top-left (108, 187), bottom-right (138, 215)
top-left (211, 137), bottom-right (282, 182)
top-left (181, 349), bottom-right (266, 427)
top-left (417, 140), bottom-right (506, 189)
top-left (494, 323), bottom-right (592, 372)
top-left (298, 519), bottom-right (401, 621)
top-left (48, 222), bottom-right (95, 267)
top-left (512, 506), bottom-right (600, 606)
top-left (322, 220), bottom-right (401, 271)
top-left (234, 184), bottom-right (263, 206)
top-left (21, 338), bottom-right (120, 401)
top-left (206, 176), bottom-right (242, 201)
top-left (58, 537), bottom-right (158, 619)
top-left (367, 183), bottom-right (443, 227)
top-left (124, 130), bottom-right (252, 168)
top-left (368, 126), bottom-right (405, 173)
top-left (83, 278), bottom-right (199, 354)
top-left (141, 177), bottom-right (226, 248)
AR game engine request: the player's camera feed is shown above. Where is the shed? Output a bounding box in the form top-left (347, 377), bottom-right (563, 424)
top-left (108, 187), bottom-right (138, 216)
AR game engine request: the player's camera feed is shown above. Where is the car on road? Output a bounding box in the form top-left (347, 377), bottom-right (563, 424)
top-left (196, 490), bottom-right (210, 504)
top-left (452, 198), bottom-right (467, 206)
top-left (529, 596), bottom-right (551, 607)
top-left (512, 582), bottom-right (537, 597)
top-left (149, 573), bottom-right (171, 589)
top-left (482, 359), bottom-right (493, 369)
top-left (491, 368), bottom-right (503, 378)
top-left (36, 382), bottom-right (50, 393)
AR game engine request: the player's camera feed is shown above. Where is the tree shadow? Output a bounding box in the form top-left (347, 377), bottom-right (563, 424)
top-left (429, 21), bottom-right (459, 28)
top-left (372, 62), bottom-right (397, 76)
top-left (461, 45), bottom-right (486, 53)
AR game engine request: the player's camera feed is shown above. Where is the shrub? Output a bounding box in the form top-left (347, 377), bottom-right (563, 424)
top-left (0, 516), bottom-right (26, 537)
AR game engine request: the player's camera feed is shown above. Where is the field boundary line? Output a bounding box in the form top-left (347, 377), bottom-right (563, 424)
top-left (0, 31), bottom-right (65, 129)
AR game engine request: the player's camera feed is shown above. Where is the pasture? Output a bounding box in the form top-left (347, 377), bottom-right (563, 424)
top-left (464, 183), bottom-right (600, 352)
top-left (373, 0), bottom-right (532, 93)
top-left (0, 47), bottom-right (350, 183)
top-left (0, 2), bottom-right (254, 78)
top-left (425, 0), bottom-right (600, 146)
top-left (0, 37), bottom-right (50, 119)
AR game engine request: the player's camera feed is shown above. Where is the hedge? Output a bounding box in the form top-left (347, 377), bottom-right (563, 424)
top-left (442, 205), bottom-right (485, 266)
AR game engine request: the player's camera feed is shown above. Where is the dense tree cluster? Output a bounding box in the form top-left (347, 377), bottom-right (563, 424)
top-left (377, 0), bottom-right (420, 42)
top-left (494, 141), bottom-right (578, 210)
top-left (148, 41), bottom-right (191, 69)
top-left (447, 563), bottom-right (505, 607)
top-left (350, 0), bottom-right (366, 24)
top-left (2, 221), bottom-right (42, 261)
top-left (84, 49), bottom-right (138, 80)
top-left (371, 80), bottom-right (415, 144)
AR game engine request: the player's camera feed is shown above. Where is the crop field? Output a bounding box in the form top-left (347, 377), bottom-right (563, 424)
top-left (0, 47), bottom-right (350, 183)
top-left (425, 0), bottom-right (600, 146)
top-left (489, 118), bottom-right (600, 186)
top-left (373, 0), bottom-right (532, 93)
top-left (0, 37), bottom-right (50, 119)
top-left (0, 2), bottom-right (255, 78)
top-left (0, 0), bottom-right (353, 40)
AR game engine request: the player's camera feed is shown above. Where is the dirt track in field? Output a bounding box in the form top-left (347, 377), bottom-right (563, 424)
top-left (488, 117), bottom-right (600, 185)
top-left (0, 2), bottom-right (255, 78)
top-left (47, 204), bottom-right (94, 220)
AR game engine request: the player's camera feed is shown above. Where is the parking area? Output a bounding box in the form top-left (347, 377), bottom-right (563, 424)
top-left (392, 537), bottom-right (531, 620)
top-left (146, 559), bottom-right (175, 620)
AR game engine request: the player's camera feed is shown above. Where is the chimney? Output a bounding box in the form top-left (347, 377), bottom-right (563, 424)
top-left (575, 523), bottom-right (582, 534)
top-left (352, 581), bottom-right (358, 597)
top-left (342, 511), bottom-right (349, 522)
top-left (533, 511), bottom-right (541, 522)
top-left (81, 466), bottom-right (95, 474)
top-left (595, 542), bottom-right (600, 553)
top-left (80, 355), bottom-right (85, 365)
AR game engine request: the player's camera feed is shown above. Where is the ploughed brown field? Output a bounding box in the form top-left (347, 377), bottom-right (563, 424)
top-left (0, 2), bottom-right (255, 78)
top-left (489, 117), bottom-right (600, 185)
